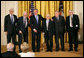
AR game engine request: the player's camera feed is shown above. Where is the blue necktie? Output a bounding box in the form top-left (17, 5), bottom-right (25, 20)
top-left (57, 17), bottom-right (59, 21)
top-left (36, 15), bottom-right (38, 24)
top-left (11, 15), bottom-right (13, 24)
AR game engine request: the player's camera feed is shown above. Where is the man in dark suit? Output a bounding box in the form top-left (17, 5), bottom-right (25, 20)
top-left (1, 43), bottom-right (20, 57)
top-left (4, 8), bottom-right (17, 51)
top-left (42, 14), bottom-right (54, 52)
top-left (52, 11), bottom-right (65, 51)
top-left (17, 11), bottom-right (29, 52)
top-left (30, 9), bottom-right (44, 52)
top-left (66, 10), bottom-right (80, 51)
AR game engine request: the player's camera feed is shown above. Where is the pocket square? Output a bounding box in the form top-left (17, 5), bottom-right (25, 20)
top-left (76, 25), bottom-right (78, 27)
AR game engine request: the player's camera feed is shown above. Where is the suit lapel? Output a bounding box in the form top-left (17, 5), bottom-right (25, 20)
top-left (38, 15), bottom-right (39, 24)
top-left (69, 16), bottom-right (70, 26)
top-left (48, 20), bottom-right (50, 30)
top-left (45, 20), bottom-right (47, 30)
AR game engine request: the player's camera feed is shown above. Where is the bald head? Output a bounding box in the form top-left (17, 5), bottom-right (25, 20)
top-left (55, 11), bottom-right (59, 17)
top-left (23, 11), bottom-right (28, 18)
top-left (69, 10), bottom-right (73, 16)
top-left (21, 42), bottom-right (29, 53)
top-left (9, 8), bottom-right (14, 15)
top-left (7, 43), bottom-right (14, 51)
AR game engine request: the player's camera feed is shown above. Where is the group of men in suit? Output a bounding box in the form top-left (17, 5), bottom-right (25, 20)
top-left (4, 8), bottom-right (80, 53)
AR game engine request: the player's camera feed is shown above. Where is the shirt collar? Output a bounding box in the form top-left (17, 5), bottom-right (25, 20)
top-left (10, 14), bottom-right (13, 17)
top-left (46, 19), bottom-right (49, 21)
top-left (70, 15), bottom-right (73, 18)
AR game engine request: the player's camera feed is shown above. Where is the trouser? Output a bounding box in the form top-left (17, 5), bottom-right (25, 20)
top-left (45, 31), bottom-right (53, 51)
top-left (55, 33), bottom-right (64, 50)
top-left (18, 30), bottom-right (28, 51)
top-left (32, 31), bottom-right (41, 52)
top-left (68, 31), bottom-right (78, 50)
top-left (7, 32), bottom-right (16, 51)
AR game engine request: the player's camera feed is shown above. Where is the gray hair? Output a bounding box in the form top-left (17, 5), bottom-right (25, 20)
top-left (55, 11), bottom-right (59, 13)
top-left (21, 42), bottom-right (29, 52)
top-left (7, 43), bottom-right (14, 51)
top-left (9, 8), bottom-right (14, 11)
top-left (46, 14), bottom-right (50, 17)
top-left (69, 10), bottom-right (73, 12)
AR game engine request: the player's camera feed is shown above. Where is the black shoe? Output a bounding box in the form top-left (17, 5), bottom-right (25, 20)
top-left (56, 49), bottom-right (59, 51)
top-left (33, 50), bottom-right (36, 52)
top-left (19, 50), bottom-right (22, 53)
top-left (75, 49), bottom-right (78, 52)
top-left (62, 49), bottom-right (65, 51)
top-left (50, 50), bottom-right (53, 52)
top-left (46, 50), bottom-right (49, 52)
top-left (68, 49), bottom-right (73, 51)
top-left (46, 49), bottom-right (50, 52)
top-left (37, 50), bottom-right (40, 52)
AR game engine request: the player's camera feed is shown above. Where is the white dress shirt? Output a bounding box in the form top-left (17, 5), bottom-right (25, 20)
top-left (35, 15), bottom-right (38, 19)
top-left (70, 15), bottom-right (73, 27)
top-left (23, 17), bottom-right (27, 28)
top-left (46, 19), bottom-right (49, 30)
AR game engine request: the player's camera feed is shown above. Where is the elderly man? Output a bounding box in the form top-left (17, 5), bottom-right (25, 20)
top-left (66, 10), bottom-right (80, 51)
top-left (30, 9), bottom-right (44, 52)
top-left (17, 11), bottom-right (29, 52)
top-left (19, 42), bottom-right (35, 57)
top-left (52, 11), bottom-right (65, 51)
top-left (42, 14), bottom-right (54, 52)
top-left (4, 8), bottom-right (17, 51)
top-left (1, 43), bottom-right (20, 57)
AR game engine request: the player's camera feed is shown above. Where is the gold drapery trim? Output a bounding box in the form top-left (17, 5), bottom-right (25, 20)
top-left (63, 1), bottom-right (73, 42)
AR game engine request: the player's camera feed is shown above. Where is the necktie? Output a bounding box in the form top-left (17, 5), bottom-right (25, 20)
top-left (57, 17), bottom-right (59, 21)
top-left (24, 18), bottom-right (27, 28)
top-left (36, 15), bottom-right (38, 24)
top-left (11, 15), bottom-right (13, 24)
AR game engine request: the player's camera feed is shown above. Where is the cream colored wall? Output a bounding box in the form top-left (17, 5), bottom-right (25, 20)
top-left (1, 1), bottom-right (18, 45)
top-left (73, 1), bottom-right (83, 26)
top-left (1, 1), bottom-right (83, 45)
top-left (73, 1), bottom-right (83, 41)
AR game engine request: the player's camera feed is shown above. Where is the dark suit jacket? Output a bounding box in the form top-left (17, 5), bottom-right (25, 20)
top-left (42, 19), bottom-right (54, 36)
top-left (4, 14), bottom-right (17, 34)
top-left (1, 51), bottom-right (20, 57)
top-left (52, 15), bottom-right (65, 34)
top-left (17, 16), bottom-right (29, 33)
top-left (66, 14), bottom-right (80, 32)
top-left (30, 14), bottom-right (44, 32)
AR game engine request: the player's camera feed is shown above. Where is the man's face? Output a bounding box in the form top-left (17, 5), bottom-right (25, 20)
top-left (55, 12), bottom-right (59, 17)
top-left (34, 10), bottom-right (38, 15)
top-left (46, 15), bottom-right (50, 19)
top-left (23, 12), bottom-right (27, 18)
top-left (69, 11), bottom-right (73, 16)
top-left (9, 10), bottom-right (14, 15)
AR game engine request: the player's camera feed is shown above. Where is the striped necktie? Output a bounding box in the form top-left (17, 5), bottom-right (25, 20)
top-left (11, 15), bottom-right (13, 24)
